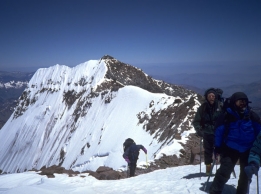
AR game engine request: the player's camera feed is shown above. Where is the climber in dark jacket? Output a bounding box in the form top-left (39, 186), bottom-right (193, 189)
top-left (192, 88), bottom-right (223, 175)
top-left (123, 142), bottom-right (147, 177)
top-left (209, 92), bottom-right (261, 194)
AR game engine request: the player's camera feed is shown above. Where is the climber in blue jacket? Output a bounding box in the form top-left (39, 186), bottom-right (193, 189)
top-left (209, 92), bottom-right (261, 194)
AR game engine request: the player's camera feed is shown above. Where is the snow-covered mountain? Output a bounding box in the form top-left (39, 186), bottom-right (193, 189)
top-left (0, 71), bottom-right (34, 129)
top-left (0, 55), bottom-right (202, 174)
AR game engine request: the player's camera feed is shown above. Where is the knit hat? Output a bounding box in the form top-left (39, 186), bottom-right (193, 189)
top-left (230, 92), bottom-right (248, 103)
top-left (204, 88), bottom-right (217, 100)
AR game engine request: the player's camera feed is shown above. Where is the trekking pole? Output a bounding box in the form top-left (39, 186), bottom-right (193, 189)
top-left (257, 174), bottom-right (259, 194)
top-left (200, 137), bottom-right (202, 180)
top-left (213, 153), bottom-right (217, 173)
top-left (232, 169), bottom-right (236, 179)
top-left (146, 154), bottom-right (148, 168)
top-left (247, 179), bottom-right (251, 194)
top-left (127, 164), bottom-right (129, 178)
top-left (204, 159), bottom-right (216, 191)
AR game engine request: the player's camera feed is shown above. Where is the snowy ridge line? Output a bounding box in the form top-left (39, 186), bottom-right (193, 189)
top-left (71, 152), bottom-right (110, 169)
top-left (0, 57), bottom-right (199, 173)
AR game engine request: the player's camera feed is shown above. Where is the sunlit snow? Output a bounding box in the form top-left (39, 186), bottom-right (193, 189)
top-left (0, 164), bottom-right (260, 194)
top-left (0, 59), bottom-right (199, 174)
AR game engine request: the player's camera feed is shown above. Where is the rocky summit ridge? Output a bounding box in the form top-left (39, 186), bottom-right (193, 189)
top-left (0, 55), bottom-right (203, 174)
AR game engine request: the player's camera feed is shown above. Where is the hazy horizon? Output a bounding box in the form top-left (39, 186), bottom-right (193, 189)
top-left (1, 59), bottom-right (261, 89)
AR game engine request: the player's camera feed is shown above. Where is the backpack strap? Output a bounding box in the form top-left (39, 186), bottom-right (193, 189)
top-left (217, 100), bottom-right (224, 112)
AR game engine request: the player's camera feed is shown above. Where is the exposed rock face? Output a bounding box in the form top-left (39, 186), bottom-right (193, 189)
top-left (103, 56), bottom-right (203, 157)
top-left (0, 56), bottom-right (209, 179)
top-left (0, 56), bottom-right (202, 174)
top-left (37, 165), bottom-right (126, 180)
top-left (38, 165), bottom-right (80, 178)
top-left (85, 166), bottom-right (126, 180)
top-left (36, 145), bottom-right (205, 180)
top-left (104, 57), bottom-right (193, 98)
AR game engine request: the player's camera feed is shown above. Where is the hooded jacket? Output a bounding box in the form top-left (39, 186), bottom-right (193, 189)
top-left (215, 93), bottom-right (261, 153)
top-left (193, 88), bottom-right (223, 135)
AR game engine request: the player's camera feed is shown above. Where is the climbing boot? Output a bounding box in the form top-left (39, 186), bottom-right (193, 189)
top-left (206, 164), bottom-right (211, 176)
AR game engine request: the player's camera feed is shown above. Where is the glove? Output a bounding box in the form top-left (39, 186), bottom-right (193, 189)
top-left (244, 162), bottom-right (259, 180)
top-left (214, 146), bottom-right (222, 159)
top-left (196, 130), bottom-right (204, 138)
top-left (124, 157), bottom-right (130, 164)
top-left (142, 147), bottom-right (147, 154)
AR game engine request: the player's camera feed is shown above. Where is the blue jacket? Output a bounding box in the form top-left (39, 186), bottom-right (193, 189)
top-left (215, 108), bottom-right (261, 153)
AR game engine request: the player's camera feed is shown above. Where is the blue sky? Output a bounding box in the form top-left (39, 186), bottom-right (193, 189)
top-left (0, 0), bottom-right (260, 72)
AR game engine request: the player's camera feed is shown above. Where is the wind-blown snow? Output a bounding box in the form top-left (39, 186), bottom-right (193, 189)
top-left (0, 164), bottom-right (259, 194)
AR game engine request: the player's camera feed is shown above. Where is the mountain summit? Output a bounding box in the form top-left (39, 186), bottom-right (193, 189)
top-left (0, 56), bottom-right (201, 173)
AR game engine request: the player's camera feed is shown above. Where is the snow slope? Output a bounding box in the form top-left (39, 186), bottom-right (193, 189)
top-left (0, 164), bottom-right (259, 194)
top-left (0, 58), bottom-right (199, 173)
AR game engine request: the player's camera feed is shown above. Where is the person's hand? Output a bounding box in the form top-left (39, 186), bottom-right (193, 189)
top-left (124, 158), bottom-right (130, 164)
top-left (244, 162), bottom-right (259, 180)
top-left (142, 147), bottom-right (147, 154)
top-left (214, 146), bottom-right (222, 160)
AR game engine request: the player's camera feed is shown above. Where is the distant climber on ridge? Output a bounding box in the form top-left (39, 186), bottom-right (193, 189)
top-left (122, 138), bottom-right (147, 177)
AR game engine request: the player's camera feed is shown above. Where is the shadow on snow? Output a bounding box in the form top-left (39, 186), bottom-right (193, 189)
top-left (182, 173), bottom-right (237, 194)
top-left (199, 181), bottom-right (236, 194)
top-left (182, 172), bottom-right (209, 179)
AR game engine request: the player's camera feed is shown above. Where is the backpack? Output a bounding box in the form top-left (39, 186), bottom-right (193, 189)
top-left (128, 144), bottom-right (140, 161)
top-left (123, 138), bottom-right (135, 152)
top-left (222, 97), bottom-right (232, 112)
top-left (215, 88), bottom-right (224, 104)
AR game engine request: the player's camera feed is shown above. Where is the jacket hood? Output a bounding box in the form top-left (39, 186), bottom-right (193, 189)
top-left (230, 92), bottom-right (248, 103)
top-left (204, 88), bottom-right (217, 100)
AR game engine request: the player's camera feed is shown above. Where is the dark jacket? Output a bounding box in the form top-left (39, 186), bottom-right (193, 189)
top-left (215, 107), bottom-right (261, 153)
top-left (248, 130), bottom-right (261, 165)
top-left (123, 143), bottom-right (147, 163)
top-left (193, 100), bottom-right (222, 135)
